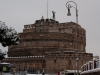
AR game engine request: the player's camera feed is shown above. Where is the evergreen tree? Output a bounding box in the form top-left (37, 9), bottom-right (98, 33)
top-left (0, 21), bottom-right (19, 61)
top-left (0, 21), bottom-right (19, 47)
top-left (0, 52), bottom-right (6, 63)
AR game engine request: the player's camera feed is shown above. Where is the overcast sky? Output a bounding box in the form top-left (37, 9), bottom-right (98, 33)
top-left (0, 0), bottom-right (100, 56)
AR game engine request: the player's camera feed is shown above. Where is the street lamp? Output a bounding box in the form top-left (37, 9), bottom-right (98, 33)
top-left (75, 50), bottom-right (79, 75)
top-left (66, 1), bottom-right (78, 24)
top-left (66, 1), bottom-right (79, 75)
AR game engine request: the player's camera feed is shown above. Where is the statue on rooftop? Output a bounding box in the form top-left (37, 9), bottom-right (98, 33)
top-left (52, 11), bottom-right (56, 20)
top-left (41, 15), bottom-right (44, 19)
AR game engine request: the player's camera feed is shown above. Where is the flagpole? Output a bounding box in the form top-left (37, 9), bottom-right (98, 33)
top-left (47, 0), bottom-right (48, 18)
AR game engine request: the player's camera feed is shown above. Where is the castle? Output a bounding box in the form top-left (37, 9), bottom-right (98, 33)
top-left (3, 18), bottom-right (93, 73)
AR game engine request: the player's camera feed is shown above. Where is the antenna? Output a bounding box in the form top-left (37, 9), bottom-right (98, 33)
top-left (47, 0), bottom-right (48, 18)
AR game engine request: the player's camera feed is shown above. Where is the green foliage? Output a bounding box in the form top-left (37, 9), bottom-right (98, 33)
top-left (0, 54), bottom-right (5, 60)
top-left (0, 21), bottom-right (20, 47)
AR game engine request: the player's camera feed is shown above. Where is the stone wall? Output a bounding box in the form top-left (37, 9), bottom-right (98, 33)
top-left (4, 19), bottom-right (92, 73)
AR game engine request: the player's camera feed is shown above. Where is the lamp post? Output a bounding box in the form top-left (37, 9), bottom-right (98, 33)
top-left (66, 1), bottom-right (79, 75)
top-left (75, 50), bottom-right (79, 75)
top-left (66, 1), bottom-right (78, 24)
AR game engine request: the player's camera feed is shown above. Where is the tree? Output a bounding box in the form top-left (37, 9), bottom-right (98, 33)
top-left (0, 21), bottom-right (20, 47)
top-left (0, 53), bottom-right (6, 63)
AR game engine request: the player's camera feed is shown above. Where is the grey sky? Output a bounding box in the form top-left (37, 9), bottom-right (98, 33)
top-left (0, 0), bottom-right (100, 56)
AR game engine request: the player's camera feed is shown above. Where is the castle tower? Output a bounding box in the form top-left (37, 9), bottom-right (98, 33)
top-left (3, 18), bottom-right (93, 73)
